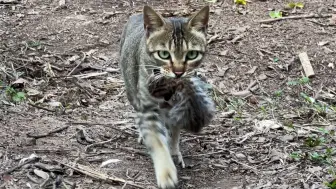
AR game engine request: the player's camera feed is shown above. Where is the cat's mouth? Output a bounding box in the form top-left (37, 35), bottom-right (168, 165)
top-left (153, 69), bottom-right (160, 75)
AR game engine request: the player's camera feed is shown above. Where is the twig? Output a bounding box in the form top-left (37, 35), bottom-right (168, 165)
top-left (230, 80), bottom-right (257, 98)
top-left (292, 124), bottom-right (321, 133)
top-left (67, 78), bottom-right (93, 98)
top-left (27, 125), bottom-right (69, 139)
top-left (68, 121), bottom-right (135, 136)
top-left (0, 156), bottom-right (39, 176)
top-left (67, 52), bottom-right (86, 76)
top-left (257, 14), bottom-right (333, 24)
top-left (85, 137), bottom-right (119, 152)
top-left (118, 147), bottom-right (148, 156)
top-left (28, 102), bottom-right (55, 112)
top-left (54, 160), bottom-right (145, 189)
top-left (184, 150), bottom-right (226, 158)
top-left (231, 158), bottom-right (259, 175)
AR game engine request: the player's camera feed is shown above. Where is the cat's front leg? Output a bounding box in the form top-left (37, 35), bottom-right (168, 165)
top-left (138, 111), bottom-right (178, 188)
top-left (169, 126), bottom-right (185, 168)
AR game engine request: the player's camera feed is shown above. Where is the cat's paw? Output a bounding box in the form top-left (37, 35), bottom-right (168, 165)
top-left (155, 157), bottom-right (178, 189)
top-left (172, 151), bottom-right (185, 168)
top-left (137, 135), bottom-right (143, 144)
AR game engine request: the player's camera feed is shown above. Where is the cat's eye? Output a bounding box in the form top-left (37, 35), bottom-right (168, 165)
top-left (186, 51), bottom-right (199, 60)
top-left (158, 51), bottom-right (170, 60)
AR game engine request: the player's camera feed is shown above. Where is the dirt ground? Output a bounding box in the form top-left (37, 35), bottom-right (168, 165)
top-left (1, 0), bottom-right (336, 188)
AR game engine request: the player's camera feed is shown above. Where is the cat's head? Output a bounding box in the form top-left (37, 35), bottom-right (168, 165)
top-left (143, 6), bottom-right (209, 79)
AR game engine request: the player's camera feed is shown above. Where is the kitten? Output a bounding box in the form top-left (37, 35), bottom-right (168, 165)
top-left (119, 5), bottom-right (215, 189)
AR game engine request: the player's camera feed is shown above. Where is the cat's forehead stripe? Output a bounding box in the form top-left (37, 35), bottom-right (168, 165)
top-left (171, 19), bottom-right (186, 58)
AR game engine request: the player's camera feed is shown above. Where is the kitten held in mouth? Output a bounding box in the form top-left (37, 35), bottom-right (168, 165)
top-left (119, 5), bottom-right (215, 189)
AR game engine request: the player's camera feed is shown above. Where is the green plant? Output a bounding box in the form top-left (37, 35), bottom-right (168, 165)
top-left (228, 98), bottom-right (245, 121)
top-left (5, 87), bottom-right (26, 102)
top-left (274, 90), bottom-right (283, 97)
top-left (260, 105), bottom-right (267, 115)
top-left (299, 77), bottom-right (309, 84)
top-left (287, 76), bottom-right (310, 86)
top-left (269, 10), bottom-right (283, 18)
top-left (287, 2), bottom-right (304, 9)
top-left (309, 149), bottom-right (333, 164)
top-left (234, 0), bottom-right (246, 5)
top-left (325, 179), bottom-right (336, 189)
top-left (325, 168), bottom-right (336, 189)
top-left (290, 152), bottom-right (302, 161)
top-left (304, 134), bottom-right (325, 147)
top-left (26, 40), bottom-right (41, 48)
top-left (300, 92), bottom-right (331, 116)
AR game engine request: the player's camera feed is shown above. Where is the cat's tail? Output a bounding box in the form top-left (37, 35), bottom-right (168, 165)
top-left (169, 77), bottom-right (216, 133)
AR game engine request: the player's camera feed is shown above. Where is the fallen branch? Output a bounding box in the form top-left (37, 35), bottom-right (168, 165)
top-left (257, 14), bottom-right (333, 24)
top-left (54, 161), bottom-right (145, 189)
top-left (27, 125), bottom-right (69, 139)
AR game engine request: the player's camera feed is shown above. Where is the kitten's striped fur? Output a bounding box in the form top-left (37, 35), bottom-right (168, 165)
top-left (119, 6), bottom-right (215, 188)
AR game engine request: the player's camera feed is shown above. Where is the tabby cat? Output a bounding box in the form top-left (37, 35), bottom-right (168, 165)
top-left (119, 5), bottom-right (215, 188)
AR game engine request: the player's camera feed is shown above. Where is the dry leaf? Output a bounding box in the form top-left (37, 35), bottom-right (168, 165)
top-left (246, 66), bottom-right (258, 74)
top-left (318, 41), bottom-right (329, 46)
top-left (33, 169), bottom-right (49, 180)
top-left (100, 159), bottom-right (122, 168)
top-left (19, 154), bottom-right (39, 165)
top-left (13, 78), bottom-right (28, 85)
top-left (255, 120), bottom-right (282, 133)
top-left (67, 54), bottom-right (80, 63)
top-left (330, 14), bottom-right (336, 25)
top-left (59, 0), bottom-right (65, 6)
top-left (26, 88), bottom-right (41, 96)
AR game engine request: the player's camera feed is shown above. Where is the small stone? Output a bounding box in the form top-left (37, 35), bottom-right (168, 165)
top-left (280, 135), bottom-right (295, 142)
top-left (235, 153), bottom-right (246, 159)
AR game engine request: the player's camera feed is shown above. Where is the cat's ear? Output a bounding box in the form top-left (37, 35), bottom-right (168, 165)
top-left (187, 6), bottom-right (209, 31)
top-left (143, 6), bottom-right (165, 35)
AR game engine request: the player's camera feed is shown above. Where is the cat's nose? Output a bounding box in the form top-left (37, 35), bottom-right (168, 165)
top-left (174, 71), bottom-right (184, 78)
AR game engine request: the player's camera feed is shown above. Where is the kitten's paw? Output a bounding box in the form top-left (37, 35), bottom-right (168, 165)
top-left (155, 158), bottom-right (178, 189)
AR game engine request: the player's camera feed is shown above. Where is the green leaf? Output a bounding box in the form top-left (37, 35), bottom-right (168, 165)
top-left (296, 2), bottom-right (304, 8)
top-left (300, 92), bottom-right (315, 103)
top-left (299, 76), bottom-right (309, 84)
top-left (287, 80), bottom-right (298, 86)
top-left (269, 11), bottom-right (283, 18)
top-left (234, 0), bottom-right (246, 5)
top-left (319, 128), bottom-right (329, 134)
top-left (274, 90), bottom-right (283, 97)
top-left (287, 2), bottom-right (296, 9)
top-left (27, 41), bottom-right (41, 48)
top-left (12, 92), bottom-right (26, 102)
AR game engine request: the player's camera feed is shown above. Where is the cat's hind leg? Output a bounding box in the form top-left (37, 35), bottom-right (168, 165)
top-left (169, 126), bottom-right (185, 168)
